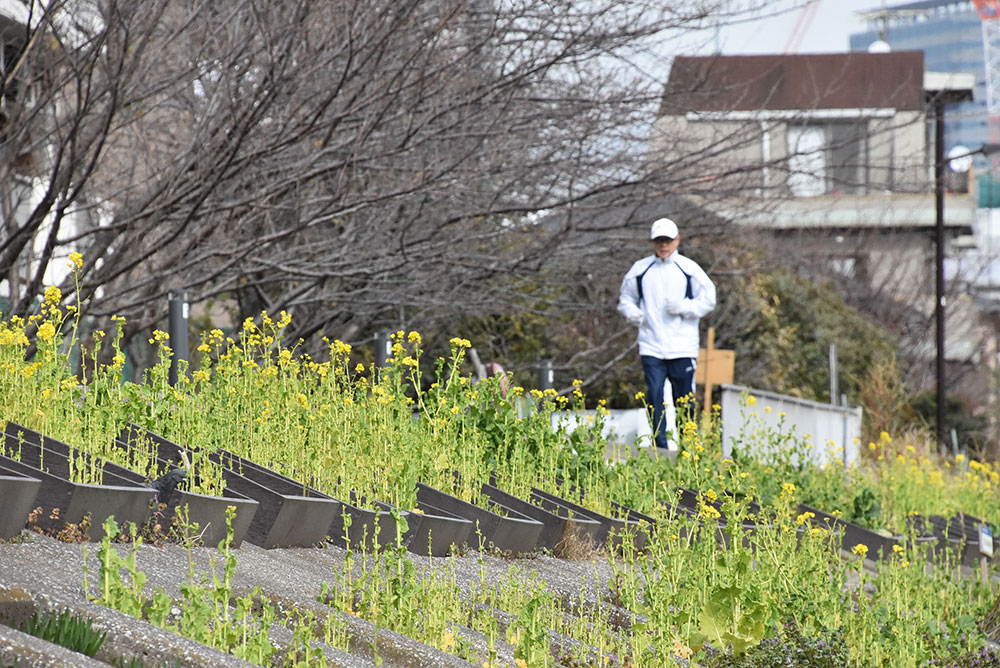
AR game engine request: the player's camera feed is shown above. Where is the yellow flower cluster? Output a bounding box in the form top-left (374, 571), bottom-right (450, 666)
top-left (699, 500), bottom-right (721, 520)
top-left (328, 339), bottom-right (352, 357)
top-left (148, 329), bottom-right (169, 344)
top-left (37, 322), bottom-right (56, 344)
top-left (44, 285), bottom-right (61, 305)
top-left (0, 320), bottom-right (29, 347)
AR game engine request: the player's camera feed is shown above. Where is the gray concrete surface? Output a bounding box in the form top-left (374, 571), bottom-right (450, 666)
top-left (0, 530), bottom-right (631, 667)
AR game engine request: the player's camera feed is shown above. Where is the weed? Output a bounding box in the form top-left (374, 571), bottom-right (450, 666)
top-left (18, 608), bottom-right (106, 657)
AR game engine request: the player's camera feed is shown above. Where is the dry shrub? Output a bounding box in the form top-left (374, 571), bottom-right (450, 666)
top-left (858, 353), bottom-right (912, 454)
top-left (554, 522), bottom-right (601, 560)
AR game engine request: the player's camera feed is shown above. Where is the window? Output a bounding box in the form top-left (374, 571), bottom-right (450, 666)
top-left (786, 121), bottom-right (868, 196)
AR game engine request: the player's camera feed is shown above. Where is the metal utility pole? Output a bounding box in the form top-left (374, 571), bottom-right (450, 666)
top-left (538, 359), bottom-right (554, 391)
top-left (374, 330), bottom-right (392, 370)
top-left (167, 290), bottom-right (189, 386)
top-left (828, 343), bottom-right (839, 406)
top-left (934, 98), bottom-right (947, 448)
top-left (926, 76), bottom-right (977, 445)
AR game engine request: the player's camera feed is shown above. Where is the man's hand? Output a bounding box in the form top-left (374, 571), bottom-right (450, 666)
top-left (626, 311), bottom-right (644, 328)
top-left (665, 299), bottom-right (693, 318)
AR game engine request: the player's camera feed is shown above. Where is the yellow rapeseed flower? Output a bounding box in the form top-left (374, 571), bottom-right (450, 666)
top-left (852, 543), bottom-right (869, 558)
top-left (36, 322), bottom-right (56, 344)
top-left (699, 502), bottom-right (721, 520)
top-left (68, 252), bottom-right (83, 270)
top-left (330, 339), bottom-right (352, 357)
top-left (43, 285), bottom-right (61, 305)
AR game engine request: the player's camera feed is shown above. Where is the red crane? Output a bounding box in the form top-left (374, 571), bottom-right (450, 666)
top-left (974, 0), bottom-right (1000, 139)
top-left (784, 0), bottom-right (822, 54)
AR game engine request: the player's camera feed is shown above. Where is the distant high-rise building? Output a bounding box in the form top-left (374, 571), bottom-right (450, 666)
top-left (851, 0), bottom-right (986, 154)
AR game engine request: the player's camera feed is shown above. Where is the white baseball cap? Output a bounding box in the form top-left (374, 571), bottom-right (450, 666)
top-left (650, 217), bottom-right (679, 240)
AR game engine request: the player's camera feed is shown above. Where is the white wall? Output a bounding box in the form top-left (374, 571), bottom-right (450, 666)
top-left (719, 384), bottom-right (861, 468)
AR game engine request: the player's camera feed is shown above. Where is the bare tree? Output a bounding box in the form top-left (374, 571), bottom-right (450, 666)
top-left (0, 0), bottom-right (788, 370)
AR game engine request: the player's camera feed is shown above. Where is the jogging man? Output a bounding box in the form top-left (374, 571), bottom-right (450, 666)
top-left (618, 217), bottom-right (716, 451)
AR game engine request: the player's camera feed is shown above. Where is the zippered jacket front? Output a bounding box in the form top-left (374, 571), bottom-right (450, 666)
top-left (617, 252), bottom-right (716, 360)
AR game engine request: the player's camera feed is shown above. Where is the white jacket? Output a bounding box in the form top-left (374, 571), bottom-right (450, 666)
top-left (618, 252), bottom-right (716, 359)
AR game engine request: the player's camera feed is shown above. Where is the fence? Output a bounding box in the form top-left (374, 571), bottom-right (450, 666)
top-left (718, 384), bottom-right (862, 468)
top-left (551, 408), bottom-right (654, 460)
top-left (551, 384), bottom-right (861, 467)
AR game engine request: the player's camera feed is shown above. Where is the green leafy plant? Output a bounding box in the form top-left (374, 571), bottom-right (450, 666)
top-left (19, 609), bottom-right (106, 657)
top-left (849, 486), bottom-right (882, 531)
top-left (709, 623), bottom-right (850, 668)
top-left (84, 510), bottom-right (276, 663)
top-left (513, 592), bottom-right (552, 668)
top-left (694, 551), bottom-right (775, 656)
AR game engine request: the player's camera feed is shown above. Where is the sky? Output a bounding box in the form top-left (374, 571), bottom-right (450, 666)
top-left (707, 0), bottom-right (884, 55)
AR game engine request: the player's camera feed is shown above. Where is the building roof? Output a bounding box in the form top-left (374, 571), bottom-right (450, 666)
top-left (661, 51), bottom-right (926, 115)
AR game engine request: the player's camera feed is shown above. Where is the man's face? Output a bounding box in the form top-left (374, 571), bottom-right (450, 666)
top-left (651, 236), bottom-right (679, 259)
